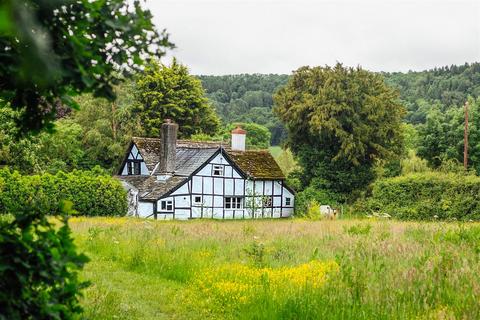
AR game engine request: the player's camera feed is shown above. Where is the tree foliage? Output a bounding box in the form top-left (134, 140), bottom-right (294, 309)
top-left (135, 60), bottom-right (219, 138)
top-left (0, 168), bottom-right (127, 217)
top-left (274, 63), bottom-right (405, 196)
top-left (0, 0), bottom-right (173, 132)
top-left (198, 74), bottom-right (289, 145)
top-left (0, 205), bottom-right (88, 319)
top-left (384, 63), bottom-right (480, 124)
top-left (0, 81), bottom-right (143, 174)
top-left (417, 96), bottom-right (480, 173)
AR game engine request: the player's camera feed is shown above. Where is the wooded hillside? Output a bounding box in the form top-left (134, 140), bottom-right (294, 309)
top-left (198, 63), bottom-right (480, 144)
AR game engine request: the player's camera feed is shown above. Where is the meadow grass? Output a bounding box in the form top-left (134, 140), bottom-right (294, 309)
top-left (70, 217), bottom-right (480, 319)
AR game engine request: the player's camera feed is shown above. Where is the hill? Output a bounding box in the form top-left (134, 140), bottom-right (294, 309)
top-left (197, 62), bottom-right (480, 144)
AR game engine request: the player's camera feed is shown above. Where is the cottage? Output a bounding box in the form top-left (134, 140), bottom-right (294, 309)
top-left (116, 120), bottom-right (295, 219)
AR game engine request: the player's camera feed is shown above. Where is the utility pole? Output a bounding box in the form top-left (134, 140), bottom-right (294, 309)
top-left (464, 101), bottom-right (469, 170)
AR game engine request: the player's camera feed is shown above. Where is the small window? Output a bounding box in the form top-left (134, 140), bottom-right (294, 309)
top-left (193, 196), bottom-right (203, 206)
top-left (127, 161), bottom-right (141, 175)
top-left (160, 200), bottom-right (173, 212)
top-left (212, 165), bottom-right (224, 176)
top-left (263, 196), bottom-right (273, 207)
top-left (285, 197), bottom-right (291, 206)
top-left (225, 197), bottom-right (243, 209)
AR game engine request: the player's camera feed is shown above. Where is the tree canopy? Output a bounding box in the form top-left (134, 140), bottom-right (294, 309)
top-left (417, 97), bottom-right (480, 173)
top-left (135, 59), bottom-right (219, 138)
top-left (274, 63), bottom-right (405, 196)
top-left (384, 63), bottom-right (480, 124)
top-left (0, 0), bottom-right (173, 133)
top-left (198, 74), bottom-right (289, 145)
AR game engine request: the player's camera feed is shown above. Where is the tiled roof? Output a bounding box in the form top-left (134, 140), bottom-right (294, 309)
top-left (174, 147), bottom-right (218, 176)
top-left (131, 137), bottom-right (230, 173)
top-left (116, 175), bottom-right (187, 201)
top-left (131, 137), bottom-right (161, 172)
top-left (138, 176), bottom-right (188, 201)
top-left (227, 150), bottom-right (285, 180)
top-left (118, 138), bottom-right (286, 200)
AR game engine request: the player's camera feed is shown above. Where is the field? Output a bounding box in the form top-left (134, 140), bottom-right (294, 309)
top-left (71, 217), bottom-right (480, 320)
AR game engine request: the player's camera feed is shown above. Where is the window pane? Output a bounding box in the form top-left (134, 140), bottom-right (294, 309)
top-left (134, 162), bottom-right (140, 174)
top-left (161, 201), bottom-right (166, 210)
top-left (213, 165), bottom-right (223, 176)
top-left (225, 197), bottom-right (231, 209)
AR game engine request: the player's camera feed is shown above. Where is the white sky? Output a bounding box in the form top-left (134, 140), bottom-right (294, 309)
top-left (146, 0), bottom-right (480, 75)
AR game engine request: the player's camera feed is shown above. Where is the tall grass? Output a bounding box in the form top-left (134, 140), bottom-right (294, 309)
top-left (71, 217), bottom-right (480, 319)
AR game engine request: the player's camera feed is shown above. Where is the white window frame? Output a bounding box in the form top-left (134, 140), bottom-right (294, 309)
top-left (212, 165), bottom-right (224, 177)
top-left (159, 199), bottom-right (174, 212)
top-left (193, 195), bottom-right (203, 206)
top-left (225, 197), bottom-right (243, 209)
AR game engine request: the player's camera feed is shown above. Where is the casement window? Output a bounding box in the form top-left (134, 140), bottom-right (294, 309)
top-left (127, 161), bottom-right (141, 175)
top-left (225, 197), bottom-right (243, 209)
top-left (263, 196), bottom-right (273, 207)
top-left (212, 165), bottom-right (224, 176)
top-left (193, 195), bottom-right (203, 206)
top-left (159, 199), bottom-right (173, 212)
top-left (285, 197), bottom-right (291, 206)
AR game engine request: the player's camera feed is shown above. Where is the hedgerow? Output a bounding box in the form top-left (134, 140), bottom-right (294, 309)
top-left (365, 172), bottom-right (480, 220)
top-left (0, 168), bottom-right (127, 216)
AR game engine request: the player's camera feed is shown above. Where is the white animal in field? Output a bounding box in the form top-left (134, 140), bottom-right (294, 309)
top-left (320, 205), bottom-right (339, 219)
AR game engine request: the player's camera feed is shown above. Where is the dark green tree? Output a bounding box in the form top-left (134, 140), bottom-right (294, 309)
top-left (0, 0), bottom-right (173, 133)
top-left (417, 97), bottom-right (480, 173)
top-left (274, 63), bottom-right (405, 197)
top-left (135, 59), bottom-right (220, 138)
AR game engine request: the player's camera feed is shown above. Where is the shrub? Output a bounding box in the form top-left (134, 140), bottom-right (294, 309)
top-left (0, 203), bottom-right (88, 318)
top-left (365, 172), bottom-right (480, 220)
top-left (295, 186), bottom-right (340, 216)
top-left (0, 168), bottom-right (127, 216)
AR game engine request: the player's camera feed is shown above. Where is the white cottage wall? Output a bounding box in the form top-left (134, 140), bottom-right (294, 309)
top-left (139, 150), bottom-right (295, 220)
top-left (138, 201), bottom-right (153, 218)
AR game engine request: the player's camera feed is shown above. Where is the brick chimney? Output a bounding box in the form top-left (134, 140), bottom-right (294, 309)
top-left (159, 119), bottom-right (178, 174)
top-left (231, 125), bottom-right (246, 151)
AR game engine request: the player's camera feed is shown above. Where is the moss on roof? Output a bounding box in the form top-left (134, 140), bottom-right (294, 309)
top-left (227, 150), bottom-right (285, 180)
top-left (127, 137), bottom-right (284, 180)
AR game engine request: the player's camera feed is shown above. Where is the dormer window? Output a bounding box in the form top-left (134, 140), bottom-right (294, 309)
top-left (212, 165), bottom-right (224, 176)
top-left (127, 161), bottom-right (141, 175)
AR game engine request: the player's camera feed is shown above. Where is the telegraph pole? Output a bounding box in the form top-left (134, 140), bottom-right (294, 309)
top-left (464, 101), bottom-right (469, 170)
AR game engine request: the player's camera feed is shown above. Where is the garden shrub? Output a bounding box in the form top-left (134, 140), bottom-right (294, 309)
top-left (0, 201), bottom-right (88, 319)
top-left (0, 168), bottom-right (127, 216)
top-left (365, 172), bottom-right (480, 220)
top-left (295, 186), bottom-right (340, 217)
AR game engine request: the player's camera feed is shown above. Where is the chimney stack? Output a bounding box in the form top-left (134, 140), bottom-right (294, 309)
top-left (231, 125), bottom-right (246, 151)
top-left (159, 119), bottom-right (178, 174)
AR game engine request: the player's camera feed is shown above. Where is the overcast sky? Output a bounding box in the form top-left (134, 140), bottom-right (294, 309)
top-left (146, 0), bottom-right (480, 75)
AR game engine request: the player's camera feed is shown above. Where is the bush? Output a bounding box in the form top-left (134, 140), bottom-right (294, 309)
top-left (295, 186), bottom-right (341, 217)
top-left (0, 168), bottom-right (127, 216)
top-left (0, 202), bottom-right (88, 318)
top-left (365, 172), bottom-right (480, 220)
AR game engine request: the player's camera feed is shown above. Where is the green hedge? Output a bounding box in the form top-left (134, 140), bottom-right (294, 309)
top-left (0, 168), bottom-right (127, 216)
top-left (366, 172), bottom-right (480, 220)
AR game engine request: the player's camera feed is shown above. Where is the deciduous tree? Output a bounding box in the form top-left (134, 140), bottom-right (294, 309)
top-left (0, 0), bottom-right (173, 133)
top-left (135, 59), bottom-right (219, 138)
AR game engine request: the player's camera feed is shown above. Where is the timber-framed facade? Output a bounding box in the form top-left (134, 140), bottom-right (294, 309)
top-left (116, 120), bottom-right (295, 220)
